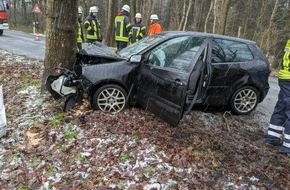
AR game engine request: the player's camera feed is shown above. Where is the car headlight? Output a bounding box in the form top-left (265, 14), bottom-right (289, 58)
top-left (51, 76), bottom-right (77, 96)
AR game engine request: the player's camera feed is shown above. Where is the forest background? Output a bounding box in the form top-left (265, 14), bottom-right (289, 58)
top-left (7, 0), bottom-right (290, 69)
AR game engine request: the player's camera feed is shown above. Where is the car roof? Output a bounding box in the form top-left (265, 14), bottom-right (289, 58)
top-left (158, 31), bottom-right (256, 45)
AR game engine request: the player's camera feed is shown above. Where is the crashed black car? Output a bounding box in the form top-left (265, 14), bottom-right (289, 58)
top-left (46, 31), bottom-right (270, 126)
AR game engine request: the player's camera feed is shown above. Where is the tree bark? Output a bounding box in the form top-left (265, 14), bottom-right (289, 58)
top-left (182, 0), bottom-right (193, 31)
top-left (266, 0), bottom-right (279, 56)
top-left (42, 0), bottom-right (78, 92)
top-left (204, 0), bottom-right (214, 32)
top-left (178, 0), bottom-right (187, 31)
top-left (218, 0), bottom-right (230, 34)
top-left (103, 0), bottom-right (117, 47)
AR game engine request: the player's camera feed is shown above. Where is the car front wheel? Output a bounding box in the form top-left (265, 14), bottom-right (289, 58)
top-left (230, 86), bottom-right (259, 115)
top-left (92, 84), bottom-right (128, 112)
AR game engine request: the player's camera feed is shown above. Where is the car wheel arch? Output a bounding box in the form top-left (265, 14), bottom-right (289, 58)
top-left (229, 85), bottom-right (260, 115)
top-left (88, 80), bottom-right (129, 104)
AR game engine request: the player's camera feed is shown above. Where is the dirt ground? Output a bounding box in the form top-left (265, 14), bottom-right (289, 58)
top-left (0, 50), bottom-right (289, 190)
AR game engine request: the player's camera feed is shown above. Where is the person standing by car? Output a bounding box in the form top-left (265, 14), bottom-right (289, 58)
top-left (129, 13), bottom-right (146, 45)
top-left (77, 6), bottom-right (84, 52)
top-left (114, 4), bottom-right (132, 50)
top-left (266, 39), bottom-right (290, 157)
top-left (84, 6), bottom-right (102, 44)
top-left (147, 14), bottom-right (162, 36)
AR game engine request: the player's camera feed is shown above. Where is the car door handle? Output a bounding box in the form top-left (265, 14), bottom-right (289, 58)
top-left (173, 80), bottom-right (183, 87)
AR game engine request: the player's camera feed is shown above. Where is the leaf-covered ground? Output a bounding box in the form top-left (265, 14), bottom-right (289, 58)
top-left (0, 50), bottom-right (289, 190)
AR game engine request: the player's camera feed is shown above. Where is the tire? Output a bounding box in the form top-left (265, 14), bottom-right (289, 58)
top-left (230, 86), bottom-right (259, 115)
top-left (92, 84), bottom-right (128, 112)
top-left (0, 30), bottom-right (3, 36)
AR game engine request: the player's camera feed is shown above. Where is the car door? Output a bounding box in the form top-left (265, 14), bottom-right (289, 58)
top-left (206, 38), bottom-right (256, 105)
top-left (135, 36), bottom-right (208, 126)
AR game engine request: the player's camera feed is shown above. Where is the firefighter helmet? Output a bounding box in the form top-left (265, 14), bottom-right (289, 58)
top-left (135, 13), bottom-right (142, 19)
top-left (150, 14), bottom-right (159, 20)
top-left (89, 6), bottom-right (99, 13)
top-left (78, 6), bottom-right (83, 14)
top-left (122, 4), bottom-right (130, 13)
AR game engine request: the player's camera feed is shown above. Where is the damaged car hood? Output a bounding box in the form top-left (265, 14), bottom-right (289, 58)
top-left (79, 41), bottom-right (124, 60)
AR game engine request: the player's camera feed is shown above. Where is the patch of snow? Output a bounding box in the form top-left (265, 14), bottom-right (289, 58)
top-left (249, 176), bottom-right (259, 182)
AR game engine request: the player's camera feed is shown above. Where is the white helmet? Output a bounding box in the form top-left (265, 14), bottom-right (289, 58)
top-left (122, 4), bottom-right (130, 13)
top-left (150, 14), bottom-right (158, 20)
top-left (135, 13), bottom-right (142, 19)
top-left (78, 6), bottom-right (83, 14)
top-left (89, 6), bottom-right (99, 13)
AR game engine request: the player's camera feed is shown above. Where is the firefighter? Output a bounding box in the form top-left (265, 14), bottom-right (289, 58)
top-left (129, 13), bottom-right (146, 45)
top-left (114, 4), bottom-right (132, 50)
top-left (266, 39), bottom-right (290, 157)
top-left (84, 6), bottom-right (102, 44)
top-left (147, 14), bottom-right (162, 36)
top-left (77, 6), bottom-right (84, 52)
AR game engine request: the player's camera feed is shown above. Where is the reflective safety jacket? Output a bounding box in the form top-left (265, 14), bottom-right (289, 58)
top-left (147, 22), bottom-right (162, 36)
top-left (84, 15), bottom-right (102, 41)
top-left (77, 21), bottom-right (84, 43)
top-left (278, 39), bottom-right (290, 80)
top-left (115, 13), bottom-right (132, 42)
top-left (129, 22), bottom-right (146, 44)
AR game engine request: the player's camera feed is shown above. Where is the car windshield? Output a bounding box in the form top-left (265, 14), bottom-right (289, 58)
top-left (118, 35), bottom-right (165, 58)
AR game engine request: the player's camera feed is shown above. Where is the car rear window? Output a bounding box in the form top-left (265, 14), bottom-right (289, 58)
top-left (211, 39), bottom-right (254, 63)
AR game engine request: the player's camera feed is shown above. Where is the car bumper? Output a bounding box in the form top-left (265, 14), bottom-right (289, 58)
top-left (0, 23), bottom-right (9, 30)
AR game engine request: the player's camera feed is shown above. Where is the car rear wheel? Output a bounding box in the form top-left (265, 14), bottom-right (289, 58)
top-left (0, 30), bottom-right (3, 36)
top-left (230, 86), bottom-right (259, 115)
top-left (92, 84), bottom-right (128, 112)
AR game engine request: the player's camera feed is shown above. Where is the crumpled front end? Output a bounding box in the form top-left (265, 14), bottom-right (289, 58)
top-left (45, 68), bottom-right (84, 111)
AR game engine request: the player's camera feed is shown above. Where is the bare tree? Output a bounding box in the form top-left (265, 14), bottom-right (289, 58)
top-left (42, 0), bottom-right (78, 91)
top-left (103, 0), bottom-right (117, 47)
top-left (204, 0), bottom-right (214, 32)
top-left (218, 0), bottom-right (230, 34)
top-left (266, 0), bottom-right (279, 56)
top-left (182, 0), bottom-right (193, 31)
top-left (178, 0), bottom-right (187, 31)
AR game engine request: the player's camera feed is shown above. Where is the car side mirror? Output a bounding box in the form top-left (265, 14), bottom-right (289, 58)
top-left (130, 55), bottom-right (142, 63)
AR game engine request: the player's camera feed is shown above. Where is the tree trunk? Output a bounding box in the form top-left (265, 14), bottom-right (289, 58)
top-left (204, 0), bottom-right (214, 32)
top-left (42, 0), bottom-right (78, 92)
top-left (213, 0), bottom-right (220, 33)
top-left (178, 0), bottom-right (187, 31)
top-left (182, 0), bottom-right (193, 31)
top-left (218, 0), bottom-right (230, 34)
top-left (103, 0), bottom-right (116, 47)
top-left (266, 0), bottom-right (279, 57)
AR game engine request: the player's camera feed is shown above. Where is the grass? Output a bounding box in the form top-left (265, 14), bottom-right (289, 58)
top-left (48, 113), bottom-right (65, 126)
top-left (63, 129), bottom-right (78, 140)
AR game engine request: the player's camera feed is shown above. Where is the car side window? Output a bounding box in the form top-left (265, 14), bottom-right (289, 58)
top-left (211, 39), bottom-right (254, 63)
top-left (148, 36), bottom-right (205, 72)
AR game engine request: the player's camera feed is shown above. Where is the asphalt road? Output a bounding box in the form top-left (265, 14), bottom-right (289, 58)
top-left (0, 29), bottom-right (45, 60)
top-left (0, 29), bottom-right (279, 126)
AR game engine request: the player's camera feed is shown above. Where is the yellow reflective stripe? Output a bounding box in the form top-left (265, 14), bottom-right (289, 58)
top-left (126, 23), bottom-right (131, 29)
top-left (77, 23), bottom-right (82, 43)
top-left (279, 51), bottom-right (290, 79)
top-left (285, 39), bottom-right (290, 49)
